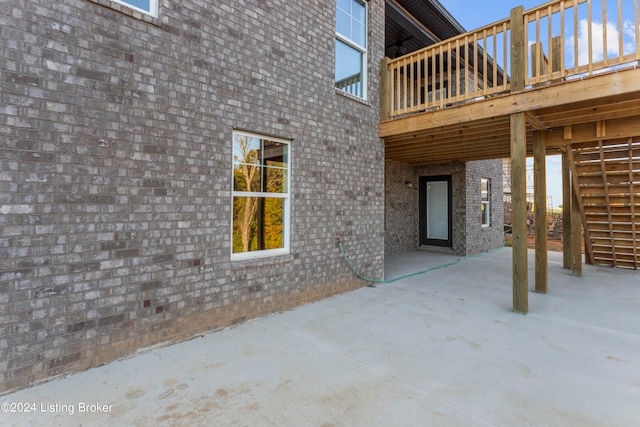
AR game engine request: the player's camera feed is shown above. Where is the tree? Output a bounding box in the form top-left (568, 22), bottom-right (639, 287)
top-left (233, 135), bottom-right (259, 253)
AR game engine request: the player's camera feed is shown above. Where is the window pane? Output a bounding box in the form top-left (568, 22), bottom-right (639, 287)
top-left (337, 0), bottom-right (351, 13)
top-left (233, 164), bottom-right (261, 192)
top-left (481, 203), bottom-right (489, 225)
top-left (263, 140), bottom-right (288, 168)
top-left (121, 0), bottom-right (150, 11)
top-left (481, 178), bottom-right (489, 201)
top-left (481, 179), bottom-right (491, 225)
top-left (352, 2), bottom-right (366, 46)
top-left (233, 196), bottom-right (258, 253)
top-left (233, 134), bottom-right (261, 166)
top-left (264, 167), bottom-right (286, 193)
top-left (263, 198), bottom-right (285, 250)
top-left (263, 140), bottom-right (288, 193)
top-left (335, 39), bottom-right (363, 96)
top-left (352, 21), bottom-right (366, 47)
top-left (234, 135), bottom-right (261, 192)
top-left (336, 10), bottom-right (351, 39)
top-left (233, 196), bottom-right (284, 253)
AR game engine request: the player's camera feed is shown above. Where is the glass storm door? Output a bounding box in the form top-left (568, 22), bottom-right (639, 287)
top-left (427, 181), bottom-right (448, 240)
top-left (419, 176), bottom-right (452, 247)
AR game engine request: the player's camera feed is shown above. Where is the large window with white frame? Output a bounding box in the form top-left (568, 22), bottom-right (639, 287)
top-left (481, 178), bottom-right (491, 227)
top-left (113, 0), bottom-right (158, 17)
top-left (232, 131), bottom-right (290, 259)
top-left (335, 0), bottom-right (367, 99)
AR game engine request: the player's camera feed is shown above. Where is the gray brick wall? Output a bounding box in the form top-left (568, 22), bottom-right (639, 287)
top-left (385, 159), bottom-right (504, 256)
top-left (0, 0), bottom-right (386, 392)
top-left (466, 159), bottom-right (505, 255)
top-left (384, 160), bottom-right (417, 254)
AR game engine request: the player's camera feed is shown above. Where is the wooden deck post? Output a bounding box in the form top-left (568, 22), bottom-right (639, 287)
top-left (534, 132), bottom-right (548, 294)
top-left (571, 188), bottom-right (583, 277)
top-left (380, 57), bottom-right (391, 122)
top-left (562, 149), bottom-right (572, 269)
top-left (510, 6), bottom-right (528, 314)
top-left (511, 113), bottom-right (528, 314)
top-left (510, 6), bottom-right (526, 93)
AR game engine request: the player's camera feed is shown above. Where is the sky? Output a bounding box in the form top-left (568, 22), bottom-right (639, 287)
top-left (438, 1), bottom-right (545, 32)
top-left (438, 0), bottom-right (564, 208)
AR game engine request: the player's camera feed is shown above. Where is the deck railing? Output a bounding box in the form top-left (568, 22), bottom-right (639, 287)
top-left (382, 0), bottom-right (640, 120)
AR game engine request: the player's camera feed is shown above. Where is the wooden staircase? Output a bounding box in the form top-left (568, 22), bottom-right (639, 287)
top-left (569, 139), bottom-right (640, 269)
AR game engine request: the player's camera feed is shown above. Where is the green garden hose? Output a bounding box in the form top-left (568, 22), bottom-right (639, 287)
top-left (338, 241), bottom-right (464, 285)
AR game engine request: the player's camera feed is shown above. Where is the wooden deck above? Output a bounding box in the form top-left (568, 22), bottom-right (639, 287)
top-left (379, 0), bottom-right (640, 164)
top-left (379, 0), bottom-right (640, 275)
top-left (380, 67), bottom-right (640, 164)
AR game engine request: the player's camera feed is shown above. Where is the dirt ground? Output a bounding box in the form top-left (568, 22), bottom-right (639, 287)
top-left (504, 234), bottom-right (564, 252)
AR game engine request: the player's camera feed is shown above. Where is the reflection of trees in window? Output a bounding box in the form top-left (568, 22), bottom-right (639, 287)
top-left (234, 135), bottom-right (259, 252)
top-left (232, 134), bottom-right (288, 255)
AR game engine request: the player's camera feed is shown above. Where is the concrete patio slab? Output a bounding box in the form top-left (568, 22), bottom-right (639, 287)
top-left (2, 248), bottom-right (639, 426)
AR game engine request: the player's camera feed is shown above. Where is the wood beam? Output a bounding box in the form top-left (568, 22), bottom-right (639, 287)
top-left (567, 148), bottom-right (596, 273)
top-left (547, 116), bottom-right (640, 146)
top-left (511, 112), bottom-right (528, 314)
top-left (540, 99), bottom-right (640, 128)
top-left (562, 149), bottom-right (572, 269)
top-left (566, 148), bottom-right (595, 262)
top-left (534, 132), bottom-right (548, 293)
top-left (382, 116), bottom-right (514, 144)
top-left (596, 120), bottom-right (606, 139)
top-left (571, 188), bottom-right (583, 277)
top-left (525, 111), bottom-right (549, 131)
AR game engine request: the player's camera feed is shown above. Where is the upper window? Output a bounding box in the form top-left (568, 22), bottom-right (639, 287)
top-left (232, 131), bottom-right (291, 260)
top-left (481, 178), bottom-right (491, 227)
top-left (335, 0), bottom-right (367, 99)
top-left (113, 0), bottom-right (158, 16)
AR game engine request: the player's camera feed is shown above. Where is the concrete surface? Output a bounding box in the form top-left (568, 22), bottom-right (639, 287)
top-left (2, 248), bottom-right (640, 426)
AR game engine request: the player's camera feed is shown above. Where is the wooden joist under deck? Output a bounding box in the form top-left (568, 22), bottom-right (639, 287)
top-left (384, 116), bottom-right (536, 164)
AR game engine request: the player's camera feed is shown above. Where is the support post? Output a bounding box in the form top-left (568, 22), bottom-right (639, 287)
top-left (562, 149), bottom-right (572, 269)
top-left (510, 6), bottom-right (528, 314)
top-left (571, 188), bottom-right (583, 277)
top-left (510, 6), bottom-right (526, 92)
top-left (511, 113), bottom-right (528, 314)
top-left (534, 132), bottom-right (548, 294)
top-left (380, 57), bottom-right (392, 121)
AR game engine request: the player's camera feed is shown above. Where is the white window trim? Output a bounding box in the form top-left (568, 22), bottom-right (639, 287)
top-left (335, 0), bottom-right (368, 100)
top-left (230, 131), bottom-right (291, 261)
top-left (112, 0), bottom-right (159, 17)
top-left (481, 178), bottom-right (491, 228)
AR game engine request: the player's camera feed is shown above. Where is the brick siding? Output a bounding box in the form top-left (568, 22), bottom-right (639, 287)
top-left (385, 159), bottom-right (504, 256)
top-left (0, 0), bottom-right (386, 392)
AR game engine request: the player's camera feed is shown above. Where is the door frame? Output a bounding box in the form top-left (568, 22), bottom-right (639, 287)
top-left (419, 175), bottom-right (453, 248)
